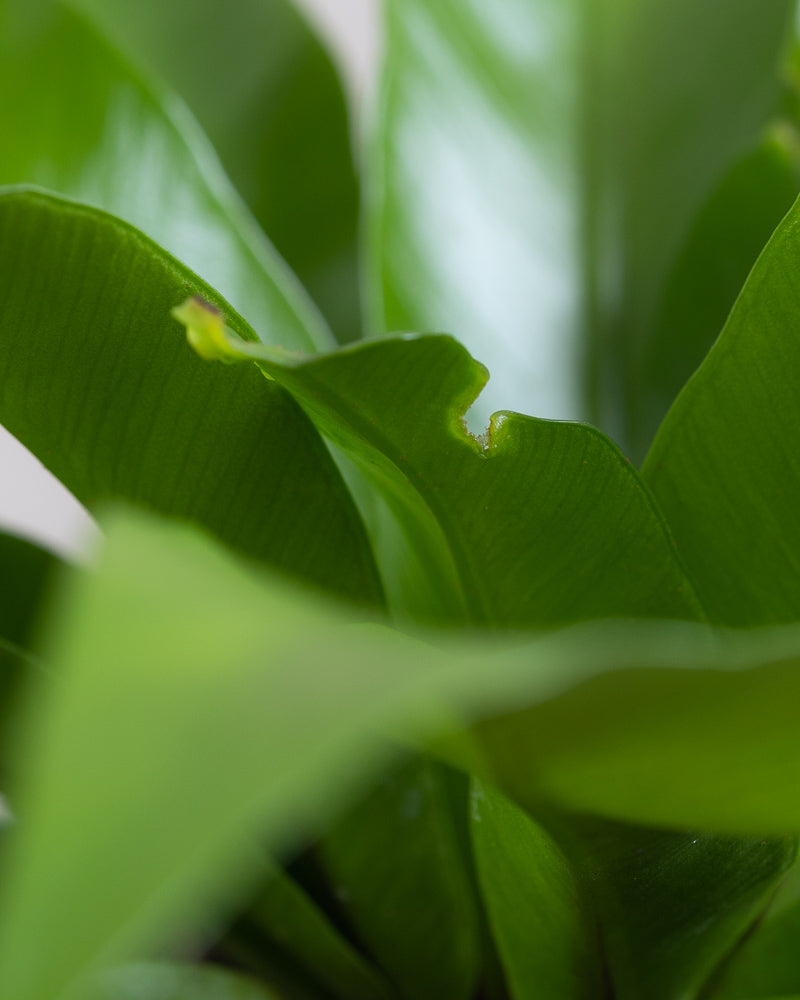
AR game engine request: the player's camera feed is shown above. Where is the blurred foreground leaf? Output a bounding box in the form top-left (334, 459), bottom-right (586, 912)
top-left (85, 961), bottom-right (282, 1000)
top-left (0, 508), bottom-right (421, 1000)
top-left (7, 510), bottom-right (800, 999)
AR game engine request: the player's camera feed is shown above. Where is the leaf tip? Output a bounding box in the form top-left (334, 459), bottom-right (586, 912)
top-left (171, 296), bottom-right (243, 363)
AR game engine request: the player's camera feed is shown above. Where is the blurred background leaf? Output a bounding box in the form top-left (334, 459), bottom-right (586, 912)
top-left (638, 129), bottom-right (800, 452)
top-left (66, 0), bottom-right (362, 342)
top-left (368, 0), bottom-right (796, 456)
top-left (0, 0), bottom-right (330, 349)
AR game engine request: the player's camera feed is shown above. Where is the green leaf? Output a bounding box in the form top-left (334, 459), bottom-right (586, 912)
top-left (0, 0), bottom-right (330, 350)
top-left (552, 819), bottom-right (795, 1000)
top-left (0, 507), bottom-right (428, 1000)
top-left (599, 2), bottom-right (796, 454)
top-left (643, 191), bottom-right (800, 625)
top-left (175, 298), bottom-right (702, 626)
top-left (710, 895), bottom-right (800, 999)
top-left (0, 531), bottom-right (58, 783)
top-left (318, 759), bottom-right (481, 1000)
top-left (368, 0), bottom-right (792, 446)
top-left (8, 509), bottom-right (800, 1000)
top-left (461, 626), bottom-right (800, 830)
top-left (0, 189), bottom-right (382, 604)
top-left (66, 0), bottom-right (361, 341)
top-left (231, 857), bottom-right (392, 1000)
top-left (470, 781), bottom-right (792, 1000)
top-left (86, 961), bottom-right (285, 1000)
top-left (470, 780), bottom-right (600, 1000)
top-left (639, 129), bottom-right (800, 441)
top-left (0, 532), bottom-right (59, 650)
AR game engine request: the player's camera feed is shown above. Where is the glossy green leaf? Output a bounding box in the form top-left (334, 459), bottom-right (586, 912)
top-left (0, 189), bottom-right (381, 604)
top-left (0, 0), bottom-right (329, 349)
top-left (710, 895), bottom-right (800, 999)
top-left (175, 298), bottom-right (702, 626)
top-left (85, 961), bottom-right (284, 1000)
top-left (318, 759), bottom-right (480, 1000)
top-left (643, 191), bottom-right (800, 625)
top-left (602, 3), bottom-right (795, 454)
top-left (369, 0), bottom-right (792, 446)
top-left (232, 857), bottom-right (392, 1000)
top-left (470, 781), bottom-right (792, 1000)
top-left (366, 0), bottom-right (587, 426)
top-left (551, 819), bottom-right (795, 1000)
top-left (67, 0), bottom-right (361, 341)
top-left (470, 780), bottom-right (599, 1000)
top-left (639, 129), bottom-right (800, 440)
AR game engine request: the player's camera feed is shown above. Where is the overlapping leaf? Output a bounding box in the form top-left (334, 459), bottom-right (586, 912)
top-left (549, 818), bottom-right (794, 1000)
top-left (5, 510), bottom-right (800, 1000)
top-left (644, 192), bottom-right (800, 625)
top-left (640, 131), bottom-right (800, 438)
top-left (0, 189), bottom-right (381, 604)
top-left (66, 0), bottom-right (361, 341)
top-left (318, 759), bottom-right (481, 1000)
top-left (712, 894), bottom-right (800, 998)
top-left (0, 531), bottom-right (58, 781)
top-left (227, 855), bottom-right (392, 1000)
top-left (0, 0), bottom-right (329, 349)
top-left (0, 508), bottom-right (419, 1000)
top-left (85, 961), bottom-right (283, 1000)
top-left (176, 298), bottom-right (702, 626)
top-left (470, 781), bottom-right (600, 999)
top-left (0, 532), bottom-right (59, 650)
top-left (369, 0), bottom-right (794, 449)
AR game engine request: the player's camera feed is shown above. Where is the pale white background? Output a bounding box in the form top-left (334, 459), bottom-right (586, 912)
top-left (0, 0), bottom-right (380, 562)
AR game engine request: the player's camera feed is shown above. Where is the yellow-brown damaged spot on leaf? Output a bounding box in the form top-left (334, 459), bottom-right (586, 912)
top-left (171, 295), bottom-right (243, 363)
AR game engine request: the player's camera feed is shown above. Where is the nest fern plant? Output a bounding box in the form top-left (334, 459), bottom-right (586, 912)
top-left (3, 1), bottom-right (800, 999)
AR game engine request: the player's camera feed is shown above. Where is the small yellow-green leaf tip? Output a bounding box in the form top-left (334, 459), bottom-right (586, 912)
top-left (172, 296), bottom-right (239, 362)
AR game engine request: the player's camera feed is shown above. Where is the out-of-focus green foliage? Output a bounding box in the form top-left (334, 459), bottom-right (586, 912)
top-left (3, 1), bottom-right (800, 999)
